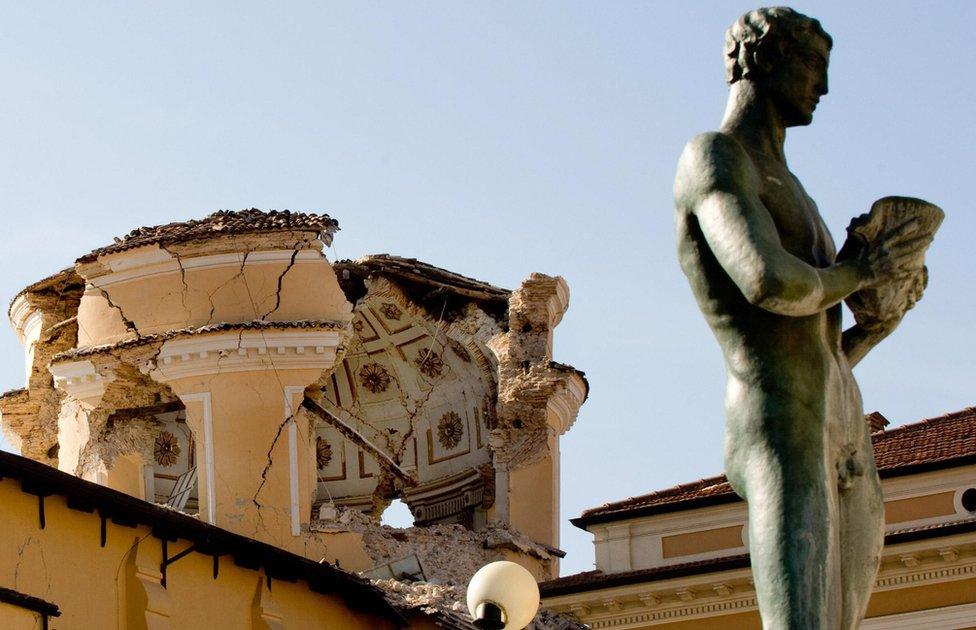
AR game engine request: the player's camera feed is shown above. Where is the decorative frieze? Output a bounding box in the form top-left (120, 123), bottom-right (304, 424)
top-left (547, 551), bottom-right (976, 628)
top-left (147, 329), bottom-right (347, 381)
top-left (50, 360), bottom-right (116, 403)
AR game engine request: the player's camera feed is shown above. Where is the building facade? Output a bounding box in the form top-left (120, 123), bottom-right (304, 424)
top-left (542, 409), bottom-right (976, 629)
top-left (0, 209), bottom-right (589, 628)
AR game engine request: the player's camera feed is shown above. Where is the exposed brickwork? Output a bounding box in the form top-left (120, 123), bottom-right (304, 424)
top-left (1, 270), bottom-right (84, 465)
top-left (489, 274), bottom-right (586, 468)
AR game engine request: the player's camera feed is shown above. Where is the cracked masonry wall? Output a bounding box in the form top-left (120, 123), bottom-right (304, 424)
top-left (0, 473), bottom-right (405, 629)
top-left (3, 209), bottom-right (589, 619)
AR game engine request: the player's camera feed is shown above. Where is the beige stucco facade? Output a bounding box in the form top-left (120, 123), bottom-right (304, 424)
top-left (543, 432), bottom-right (976, 629)
top-left (0, 209), bottom-right (590, 628)
top-left (0, 471), bottom-right (412, 630)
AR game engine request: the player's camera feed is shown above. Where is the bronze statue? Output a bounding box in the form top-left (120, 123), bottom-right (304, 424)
top-left (673, 7), bottom-right (941, 628)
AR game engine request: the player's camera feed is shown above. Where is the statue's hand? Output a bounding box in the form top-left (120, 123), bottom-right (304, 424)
top-left (842, 275), bottom-right (919, 363)
top-left (854, 265), bottom-right (928, 335)
top-left (851, 218), bottom-right (933, 288)
top-left (839, 198), bottom-right (941, 357)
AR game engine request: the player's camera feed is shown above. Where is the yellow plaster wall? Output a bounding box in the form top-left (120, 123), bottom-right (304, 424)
top-left (649, 611), bottom-right (760, 629)
top-left (509, 431), bottom-right (561, 559)
top-left (865, 578), bottom-right (976, 618)
top-left (162, 370), bottom-right (372, 570)
top-left (883, 491), bottom-right (957, 524)
top-left (0, 602), bottom-right (43, 630)
top-left (662, 525), bottom-right (744, 559)
top-left (0, 477), bottom-right (398, 629)
top-left (75, 289), bottom-right (131, 347)
top-left (509, 454), bottom-right (557, 548)
top-left (79, 246), bottom-right (352, 345)
top-left (167, 370), bottom-right (320, 547)
top-left (0, 483), bottom-right (123, 627)
top-left (105, 454), bottom-right (148, 499)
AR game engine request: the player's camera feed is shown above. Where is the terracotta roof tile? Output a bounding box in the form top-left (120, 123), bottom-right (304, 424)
top-left (573, 407), bottom-right (976, 527)
top-left (77, 209), bottom-right (338, 263)
top-left (335, 255), bottom-right (510, 299)
top-left (540, 555), bottom-right (751, 598)
top-left (872, 407), bottom-right (976, 471)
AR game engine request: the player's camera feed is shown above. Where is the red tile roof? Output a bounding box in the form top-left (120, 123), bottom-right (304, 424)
top-left (77, 209), bottom-right (338, 263)
top-left (873, 407), bottom-right (976, 471)
top-left (573, 407), bottom-right (976, 528)
top-left (542, 518), bottom-right (976, 598)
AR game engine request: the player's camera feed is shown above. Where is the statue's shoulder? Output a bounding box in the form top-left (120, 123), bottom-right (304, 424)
top-left (675, 131), bottom-right (758, 205)
top-left (679, 131), bottom-right (753, 174)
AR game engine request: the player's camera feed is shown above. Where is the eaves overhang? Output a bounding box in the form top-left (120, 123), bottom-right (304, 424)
top-left (0, 449), bottom-right (404, 625)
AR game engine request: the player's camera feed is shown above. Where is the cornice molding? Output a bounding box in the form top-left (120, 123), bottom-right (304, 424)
top-left (862, 601), bottom-right (976, 629)
top-left (91, 249), bottom-right (324, 288)
top-left (548, 276), bottom-right (570, 329)
top-left (584, 595), bottom-right (757, 629)
top-left (8, 295), bottom-right (38, 341)
top-left (147, 329), bottom-right (346, 381)
top-left (547, 372), bottom-right (587, 436)
top-left (49, 360), bottom-right (115, 403)
top-left (875, 558), bottom-right (976, 590)
top-left (883, 466), bottom-right (976, 501)
top-left (546, 537), bottom-right (976, 627)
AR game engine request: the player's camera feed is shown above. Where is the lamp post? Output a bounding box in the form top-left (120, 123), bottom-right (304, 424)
top-left (466, 561), bottom-right (541, 630)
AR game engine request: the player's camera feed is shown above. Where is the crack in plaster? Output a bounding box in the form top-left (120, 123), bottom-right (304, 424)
top-left (251, 410), bottom-right (298, 510)
top-left (162, 245), bottom-right (192, 318)
top-left (95, 286), bottom-right (141, 339)
top-left (12, 536), bottom-right (48, 592)
top-left (260, 242), bottom-right (302, 321)
top-left (205, 251), bottom-right (252, 325)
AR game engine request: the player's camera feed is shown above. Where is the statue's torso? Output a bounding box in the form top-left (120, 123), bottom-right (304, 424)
top-left (747, 148), bottom-right (836, 269)
top-left (675, 133), bottom-right (866, 473)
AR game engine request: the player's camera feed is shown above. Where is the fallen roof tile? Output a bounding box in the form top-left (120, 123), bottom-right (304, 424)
top-left (77, 209), bottom-right (339, 263)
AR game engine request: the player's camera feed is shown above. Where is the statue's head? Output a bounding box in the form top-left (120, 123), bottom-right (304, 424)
top-left (725, 7), bottom-right (832, 126)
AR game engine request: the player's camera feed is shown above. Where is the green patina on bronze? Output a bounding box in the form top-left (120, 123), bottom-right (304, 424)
top-left (673, 7), bottom-right (941, 629)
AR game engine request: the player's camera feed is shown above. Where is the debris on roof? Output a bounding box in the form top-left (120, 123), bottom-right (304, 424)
top-left (77, 209), bottom-right (339, 262)
top-left (334, 254), bottom-right (510, 321)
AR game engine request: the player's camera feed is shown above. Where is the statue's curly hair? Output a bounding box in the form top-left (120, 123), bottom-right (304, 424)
top-left (725, 7), bottom-right (832, 84)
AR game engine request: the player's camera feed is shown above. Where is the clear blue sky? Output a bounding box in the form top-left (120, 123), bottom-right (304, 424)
top-left (1, 2), bottom-right (973, 576)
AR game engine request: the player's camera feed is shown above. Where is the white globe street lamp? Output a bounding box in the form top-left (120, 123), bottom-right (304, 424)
top-left (466, 561), bottom-right (541, 629)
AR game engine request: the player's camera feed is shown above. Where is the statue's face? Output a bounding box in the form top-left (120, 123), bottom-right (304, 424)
top-left (765, 35), bottom-right (830, 127)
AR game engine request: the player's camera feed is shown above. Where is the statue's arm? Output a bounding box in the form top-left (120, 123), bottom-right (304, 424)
top-left (842, 266), bottom-right (926, 366)
top-left (675, 134), bottom-right (866, 317)
top-left (842, 324), bottom-right (893, 367)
